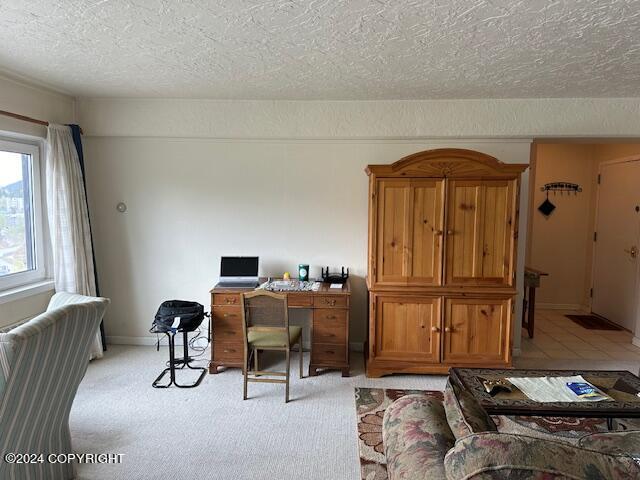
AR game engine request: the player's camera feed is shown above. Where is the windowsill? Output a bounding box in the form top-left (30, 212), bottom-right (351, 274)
top-left (0, 280), bottom-right (55, 305)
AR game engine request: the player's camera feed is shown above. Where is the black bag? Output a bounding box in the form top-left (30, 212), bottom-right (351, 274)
top-left (152, 300), bottom-right (205, 333)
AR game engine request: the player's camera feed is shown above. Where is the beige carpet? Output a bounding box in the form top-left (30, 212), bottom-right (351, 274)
top-left (71, 346), bottom-right (446, 480)
top-left (70, 345), bottom-right (640, 479)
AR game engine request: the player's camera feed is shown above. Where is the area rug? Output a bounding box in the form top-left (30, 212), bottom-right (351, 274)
top-left (566, 314), bottom-right (623, 330)
top-left (355, 387), bottom-right (443, 480)
top-left (354, 387), bottom-right (640, 480)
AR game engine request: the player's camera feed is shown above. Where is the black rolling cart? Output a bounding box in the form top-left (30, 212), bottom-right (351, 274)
top-left (151, 300), bottom-right (209, 389)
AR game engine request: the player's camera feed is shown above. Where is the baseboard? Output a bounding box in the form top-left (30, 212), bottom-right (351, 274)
top-left (536, 303), bottom-right (583, 311)
top-left (633, 337), bottom-right (640, 349)
top-left (107, 335), bottom-right (366, 352)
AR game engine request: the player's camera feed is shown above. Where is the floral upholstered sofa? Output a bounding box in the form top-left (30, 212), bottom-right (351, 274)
top-left (382, 379), bottom-right (640, 479)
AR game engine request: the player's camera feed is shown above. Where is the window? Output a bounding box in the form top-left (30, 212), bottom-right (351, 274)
top-left (0, 139), bottom-right (46, 291)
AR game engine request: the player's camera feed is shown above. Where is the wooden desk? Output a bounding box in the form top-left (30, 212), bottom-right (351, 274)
top-left (209, 279), bottom-right (351, 377)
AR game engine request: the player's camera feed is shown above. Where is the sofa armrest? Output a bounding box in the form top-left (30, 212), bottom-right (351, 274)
top-left (444, 432), bottom-right (640, 480)
top-left (383, 394), bottom-right (455, 480)
top-left (578, 430), bottom-right (640, 459)
top-left (47, 292), bottom-right (110, 312)
top-left (443, 378), bottom-right (497, 439)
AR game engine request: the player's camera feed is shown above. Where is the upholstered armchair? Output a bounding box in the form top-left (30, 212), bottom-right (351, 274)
top-left (0, 292), bottom-right (109, 480)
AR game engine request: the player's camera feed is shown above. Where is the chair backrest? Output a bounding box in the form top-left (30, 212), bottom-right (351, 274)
top-left (241, 290), bottom-right (289, 345)
top-left (0, 292), bottom-right (109, 479)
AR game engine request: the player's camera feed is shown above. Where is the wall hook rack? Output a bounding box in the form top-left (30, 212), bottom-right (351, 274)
top-left (540, 182), bottom-right (582, 195)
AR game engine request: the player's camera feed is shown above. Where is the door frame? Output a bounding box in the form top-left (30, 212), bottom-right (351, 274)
top-left (590, 154), bottom-right (640, 337)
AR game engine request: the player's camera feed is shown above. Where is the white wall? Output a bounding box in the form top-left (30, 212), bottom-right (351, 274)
top-left (74, 96), bottom-right (640, 350)
top-left (77, 98), bottom-right (640, 138)
top-left (0, 74), bottom-right (75, 327)
top-left (0, 74), bottom-right (74, 137)
top-left (81, 136), bottom-right (531, 348)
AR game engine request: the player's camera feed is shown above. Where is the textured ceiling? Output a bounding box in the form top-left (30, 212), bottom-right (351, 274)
top-left (1, 0), bottom-right (639, 99)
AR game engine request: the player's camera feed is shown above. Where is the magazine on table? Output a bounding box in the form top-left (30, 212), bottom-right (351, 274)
top-left (506, 375), bottom-right (612, 402)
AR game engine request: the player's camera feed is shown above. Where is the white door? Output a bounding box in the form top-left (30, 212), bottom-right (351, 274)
top-left (592, 159), bottom-right (640, 331)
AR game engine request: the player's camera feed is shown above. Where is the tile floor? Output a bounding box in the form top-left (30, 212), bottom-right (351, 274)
top-left (519, 309), bottom-right (640, 362)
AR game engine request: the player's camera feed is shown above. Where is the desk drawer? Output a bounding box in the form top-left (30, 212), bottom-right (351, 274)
top-left (213, 324), bottom-right (243, 342)
top-left (314, 295), bottom-right (348, 308)
top-left (313, 309), bottom-right (347, 344)
top-left (212, 342), bottom-right (244, 362)
top-left (287, 294), bottom-right (313, 307)
top-left (312, 343), bottom-right (347, 364)
top-left (212, 307), bottom-right (243, 340)
top-left (212, 306), bottom-right (242, 325)
top-left (213, 293), bottom-right (241, 306)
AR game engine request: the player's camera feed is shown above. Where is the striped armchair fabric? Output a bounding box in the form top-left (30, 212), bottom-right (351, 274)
top-left (0, 292), bottom-right (109, 480)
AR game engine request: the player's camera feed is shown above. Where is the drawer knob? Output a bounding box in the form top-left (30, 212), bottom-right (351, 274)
top-left (326, 315), bottom-right (336, 319)
top-left (225, 298), bottom-right (237, 304)
top-left (326, 350), bottom-right (335, 354)
top-left (325, 299), bottom-right (337, 306)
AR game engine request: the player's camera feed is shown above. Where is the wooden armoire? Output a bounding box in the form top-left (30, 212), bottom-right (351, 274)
top-left (365, 148), bottom-right (528, 377)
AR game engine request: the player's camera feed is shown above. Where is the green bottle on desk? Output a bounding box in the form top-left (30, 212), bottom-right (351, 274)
top-left (298, 264), bottom-right (309, 282)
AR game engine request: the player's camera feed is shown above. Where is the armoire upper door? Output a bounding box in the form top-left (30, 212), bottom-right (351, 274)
top-left (376, 179), bottom-right (444, 285)
top-left (445, 179), bottom-right (516, 286)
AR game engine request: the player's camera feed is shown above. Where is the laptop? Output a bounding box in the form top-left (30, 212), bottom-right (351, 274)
top-left (217, 256), bottom-right (259, 288)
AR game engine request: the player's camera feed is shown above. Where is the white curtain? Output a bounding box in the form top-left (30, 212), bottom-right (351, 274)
top-left (46, 124), bottom-right (103, 359)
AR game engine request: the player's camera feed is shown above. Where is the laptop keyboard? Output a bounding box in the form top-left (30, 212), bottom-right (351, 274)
top-left (217, 281), bottom-right (259, 288)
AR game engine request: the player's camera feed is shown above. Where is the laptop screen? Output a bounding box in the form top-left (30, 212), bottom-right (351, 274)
top-left (220, 256), bottom-right (259, 278)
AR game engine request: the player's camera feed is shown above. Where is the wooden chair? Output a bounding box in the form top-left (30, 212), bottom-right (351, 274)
top-left (241, 290), bottom-right (303, 403)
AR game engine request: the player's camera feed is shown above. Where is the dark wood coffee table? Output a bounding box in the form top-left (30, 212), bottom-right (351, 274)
top-left (450, 368), bottom-right (640, 429)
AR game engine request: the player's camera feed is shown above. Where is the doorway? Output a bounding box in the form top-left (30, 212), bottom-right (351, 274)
top-left (591, 157), bottom-right (640, 331)
top-left (526, 141), bottom-right (640, 338)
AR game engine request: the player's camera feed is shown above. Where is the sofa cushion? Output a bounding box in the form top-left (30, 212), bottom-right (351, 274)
top-left (578, 430), bottom-right (640, 459)
top-left (444, 432), bottom-right (640, 479)
top-left (383, 394), bottom-right (455, 480)
top-left (444, 378), bottom-right (497, 439)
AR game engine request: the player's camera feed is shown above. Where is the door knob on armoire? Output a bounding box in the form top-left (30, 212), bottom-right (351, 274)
top-left (444, 327), bottom-right (453, 333)
top-left (431, 326), bottom-right (440, 332)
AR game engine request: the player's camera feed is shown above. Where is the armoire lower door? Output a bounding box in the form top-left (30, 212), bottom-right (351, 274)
top-left (373, 295), bottom-right (441, 363)
top-left (442, 297), bottom-right (511, 365)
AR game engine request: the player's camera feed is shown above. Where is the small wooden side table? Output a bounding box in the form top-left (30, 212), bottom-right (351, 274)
top-left (522, 267), bottom-right (548, 338)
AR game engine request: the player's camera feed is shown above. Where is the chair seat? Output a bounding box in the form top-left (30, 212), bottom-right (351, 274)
top-left (248, 326), bottom-right (302, 348)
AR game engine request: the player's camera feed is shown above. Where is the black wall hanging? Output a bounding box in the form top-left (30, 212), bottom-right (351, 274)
top-left (538, 182), bottom-right (582, 217)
